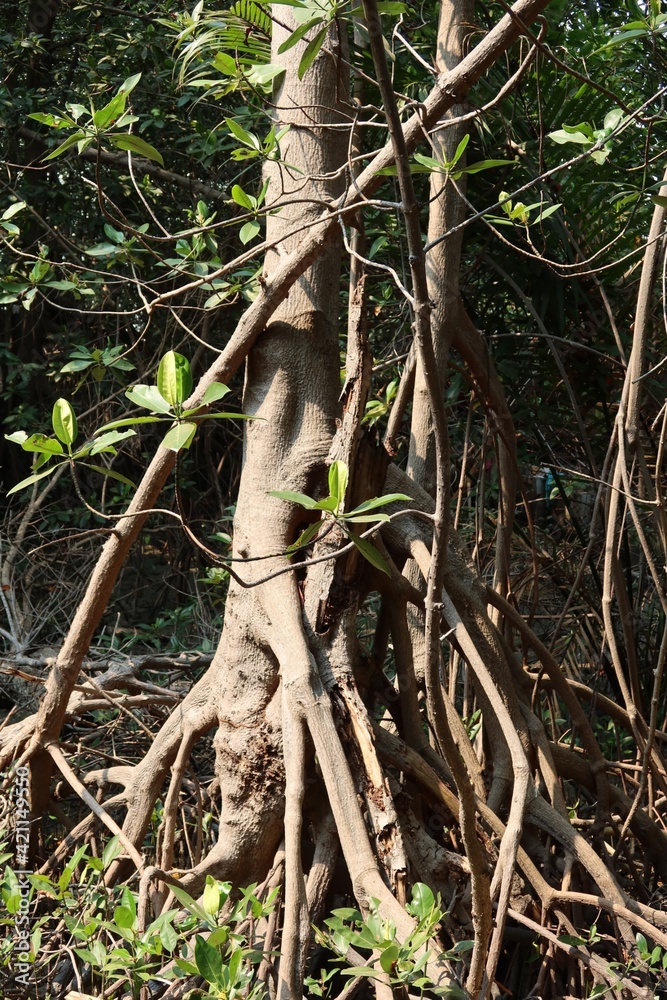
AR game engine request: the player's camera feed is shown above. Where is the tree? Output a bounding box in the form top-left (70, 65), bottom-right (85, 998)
top-left (1, 0), bottom-right (667, 998)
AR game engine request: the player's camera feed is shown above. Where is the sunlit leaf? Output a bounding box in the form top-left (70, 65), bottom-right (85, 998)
top-left (7, 464), bottom-right (62, 495)
top-left (161, 422), bottom-right (197, 452)
top-left (277, 17), bottom-right (323, 53)
top-left (110, 134), bottom-right (164, 165)
top-left (225, 118), bottom-right (260, 149)
top-left (450, 132), bottom-right (470, 166)
top-left (119, 72), bottom-right (142, 94)
top-left (125, 384), bottom-right (173, 414)
top-left (407, 882), bottom-right (435, 921)
top-left (239, 220), bottom-right (260, 244)
top-left (200, 382), bottom-right (231, 406)
top-left (89, 428), bottom-right (136, 455)
top-left (52, 398), bottom-right (78, 446)
top-left (43, 130), bottom-right (88, 160)
top-left (298, 25), bottom-right (328, 79)
top-left (344, 512), bottom-right (390, 523)
top-left (347, 493), bottom-right (410, 516)
top-left (231, 184), bottom-right (255, 210)
top-left (21, 434), bottom-right (64, 456)
top-left (4, 431), bottom-right (28, 445)
top-left (311, 496), bottom-right (339, 512)
top-left (328, 460), bottom-right (348, 506)
top-left (93, 92), bottom-right (127, 130)
top-left (157, 351), bottom-right (193, 408)
top-left (203, 876), bottom-right (220, 916)
top-left (267, 489), bottom-right (318, 509)
top-left (2, 202), bottom-right (26, 221)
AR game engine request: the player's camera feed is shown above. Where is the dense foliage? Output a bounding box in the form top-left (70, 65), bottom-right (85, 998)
top-left (1, 0), bottom-right (666, 998)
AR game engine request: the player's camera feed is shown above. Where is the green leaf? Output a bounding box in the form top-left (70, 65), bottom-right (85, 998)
top-left (110, 134), bottom-right (164, 166)
top-left (28, 112), bottom-right (59, 126)
top-left (200, 382), bottom-right (231, 406)
top-left (83, 464), bottom-right (136, 487)
top-left (340, 967), bottom-right (383, 979)
top-left (162, 422), bottom-right (197, 452)
top-left (548, 129), bottom-right (592, 146)
top-left (603, 108), bottom-right (623, 131)
top-left (408, 882), bottom-right (435, 920)
top-left (246, 63), bottom-right (284, 88)
top-left (558, 934), bottom-right (587, 947)
top-left (413, 152), bottom-right (444, 173)
top-left (6, 465), bottom-right (62, 495)
top-left (125, 384), bottom-right (173, 414)
top-left (239, 220), bottom-right (261, 244)
top-left (225, 118), bottom-right (260, 149)
top-left (157, 351), bottom-right (193, 409)
top-left (160, 920), bottom-right (178, 952)
top-left (93, 92), bottom-right (127, 130)
top-left (447, 938), bottom-right (475, 955)
top-left (119, 72), bottom-right (142, 94)
top-left (21, 434), bottom-right (64, 457)
top-left (298, 25), bottom-right (328, 79)
top-left (593, 28), bottom-right (647, 53)
top-left (95, 415), bottom-right (164, 433)
top-left (450, 132), bottom-right (470, 166)
top-left (590, 147), bottom-right (611, 165)
top-left (203, 876), bottom-right (220, 916)
top-left (100, 834), bottom-right (120, 868)
top-left (311, 496), bottom-right (339, 512)
top-left (195, 935), bottom-right (224, 987)
top-left (175, 957), bottom-right (199, 976)
top-left (344, 512), bottom-right (390, 523)
top-left (328, 460), bottom-right (348, 506)
top-left (214, 52), bottom-right (238, 75)
top-left (4, 430), bottom-right (28, 445)
top-left (379, 943), bottom-right (399, 974)
top-left (168, 883), bottom-right (213, 925)
top-left (277, 17), bottom-right (323, 53)
top-left (89, 428), bottom-right (136, 455)
top-left (60, 359), bottom-right (93, 373)
top-left (43, 130), bottom-right (88, 160)
top-left (231, 184), bottom-right (255, 210)
top-left (347, 493), bottom-right (410, 516)
top-left (535, 203), bottom-right (562, 223)
top-left (2, 201), bottom-right (26, 221)
top-left (204, 288), bottom-right (232, 309)
top-left (197, 412), bottom-right (257, 421)
top-left (652, 195), bottom-right (667, 208)
top-left (346, 531), bottom-right (390, 574)
top-left (113, 904), bottom-right (136, 930)
top-left (376, 1), bottom-right (407, 12)
top-left (267, 489), bottom-right (318, 509)
top-left (45, 280), bottom-right (78, 291)
top-left (52, 398), bottom-right (78, 446)
top-left (289, 520), bottom-right (322, 551)
top-left (104, 223), bottom-right (125, 244)
top-left (85, 242), bottom-right (119, 257)
top-left (462, 159), bottom-right (512, 175)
